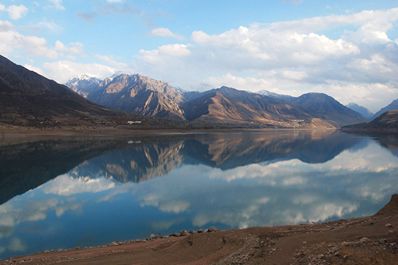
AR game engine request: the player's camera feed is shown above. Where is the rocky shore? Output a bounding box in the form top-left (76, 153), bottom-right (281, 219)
top-left (1, 195), bottom-right (397, 265)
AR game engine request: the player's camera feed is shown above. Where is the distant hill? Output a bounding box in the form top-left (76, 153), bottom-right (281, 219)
top-left (346, 103), bottom-right (374, 120)
top-left (182, 86), bottom-right (318, 128)
top-left (343, 110), bottom-right (398, 132)
top-left (290, 93), bottom-right (366, 127)
top-left (0, 55), bottom-right (125, 127)
top-left (373, 99), bottom-right (398, 119)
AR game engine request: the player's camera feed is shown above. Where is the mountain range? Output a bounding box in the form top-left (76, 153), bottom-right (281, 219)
top-left (1, 54), bottom-right (396, 129)
top-left (67, 73), bottom-right (366, 128)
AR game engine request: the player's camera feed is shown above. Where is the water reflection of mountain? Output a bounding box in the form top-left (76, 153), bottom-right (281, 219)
top-left (0, 131), bottom-right (372, 204)
top-left (69, 139), bottom-right (185, 183)
top-left (71, 131), bottom-right (363, 183)
top-left (370, 134), bottom-right (398, 158)
top-left (0, 139), bottom-right (122, 204)
top-left (184, 131), bottom-right (362, 169)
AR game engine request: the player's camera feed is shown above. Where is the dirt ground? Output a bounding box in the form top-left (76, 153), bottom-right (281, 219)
top-left (1, 195), bottom-right (397, 265)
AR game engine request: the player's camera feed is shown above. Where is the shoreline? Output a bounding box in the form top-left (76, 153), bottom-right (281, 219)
top-left (0, 126), bottom-right (338, 145)
top-left (1, 195), bottom-right (397, 265)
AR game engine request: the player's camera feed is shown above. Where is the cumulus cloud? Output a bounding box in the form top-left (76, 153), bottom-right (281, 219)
top-left (0, 4), bottom-right (28, 20)
top-left (43, 60), bottom-right (116, 83)
top-left (0, 24), bottom-right (84, 61)
top-left (139, 44), bottom-right (191, 61)
top-left (151, 27), bottom-right (182, 39)
top-left (134, 7), bottom-right (398, 111)
top-left (0, 17), bottom-right (121, 83)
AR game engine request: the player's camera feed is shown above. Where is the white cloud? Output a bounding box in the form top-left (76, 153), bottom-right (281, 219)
top-left (43, 60), bottom-right (116, 83)
top-left (5, 4), bottom-right (28, 20)
top-left (151, 27), bottom-right (182, 39)
top-left (139, 44), bottom-right (190, 61)
top-left (134, 7), bottom-right (398, 111)
top-left (48, 0), bottom-right (65, 10)
top-left (0, 20), bottom-right (13, 31)
top-left (54, 40), bottom-right (83, 55)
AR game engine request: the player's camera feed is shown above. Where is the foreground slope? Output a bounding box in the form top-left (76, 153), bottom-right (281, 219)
top-left (0, 55), bottom-right (123, 127)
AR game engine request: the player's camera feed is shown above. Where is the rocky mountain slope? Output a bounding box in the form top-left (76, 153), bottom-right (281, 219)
top-left (0, 55), bottom-right (126, 127)
top-left (67, 74), bottom-right (186, 120)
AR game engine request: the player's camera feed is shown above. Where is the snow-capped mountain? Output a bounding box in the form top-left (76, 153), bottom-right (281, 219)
top-left (66, 73), bottom-right (186, 120)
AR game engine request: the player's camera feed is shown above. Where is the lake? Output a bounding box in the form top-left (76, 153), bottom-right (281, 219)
top-left (0, 130), bottom-right (397, 259)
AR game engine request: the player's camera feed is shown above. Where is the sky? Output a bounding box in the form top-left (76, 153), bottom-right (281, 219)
top-left (1, 0), bottom-right (398, 111)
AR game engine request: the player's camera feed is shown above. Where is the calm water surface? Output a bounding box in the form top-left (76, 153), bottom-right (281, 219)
top-left (0, 131), bottom-right (397, 259)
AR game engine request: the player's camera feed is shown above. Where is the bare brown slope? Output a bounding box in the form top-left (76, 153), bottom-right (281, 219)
top-left (184, 87), bottom-right (336, 128)
top-left (0, 55), bottom-right (125, 127)
top-left (3, 195), bottom-right (397, 265)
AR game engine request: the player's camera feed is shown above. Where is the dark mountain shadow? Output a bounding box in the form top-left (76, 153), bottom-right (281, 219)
top-left (0, 139), bottom-right (123, 204)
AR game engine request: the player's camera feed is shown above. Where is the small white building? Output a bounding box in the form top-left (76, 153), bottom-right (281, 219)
top-left (127, 120), bottom-right (142, 125)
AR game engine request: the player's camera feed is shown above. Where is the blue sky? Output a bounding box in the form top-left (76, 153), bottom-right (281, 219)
top-left (1, 0), bottom-right (398, 111)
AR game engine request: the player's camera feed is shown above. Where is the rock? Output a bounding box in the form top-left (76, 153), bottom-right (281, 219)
top-left (197, 229), bottom-right (204, 233)
top-left (385, 223), bottom-right (393, 228)
top-left (359, 237), bottom-right (370, 244)
top-left (179, 230), bottom-right (190, 236)
top-left (207, 227), bottom-right (218, 232)
top-left (149, 233), bottom-right (160, 240)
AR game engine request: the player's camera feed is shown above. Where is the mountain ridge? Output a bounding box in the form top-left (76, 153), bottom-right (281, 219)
top-left (67, 74), bottom-right (365, 128)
